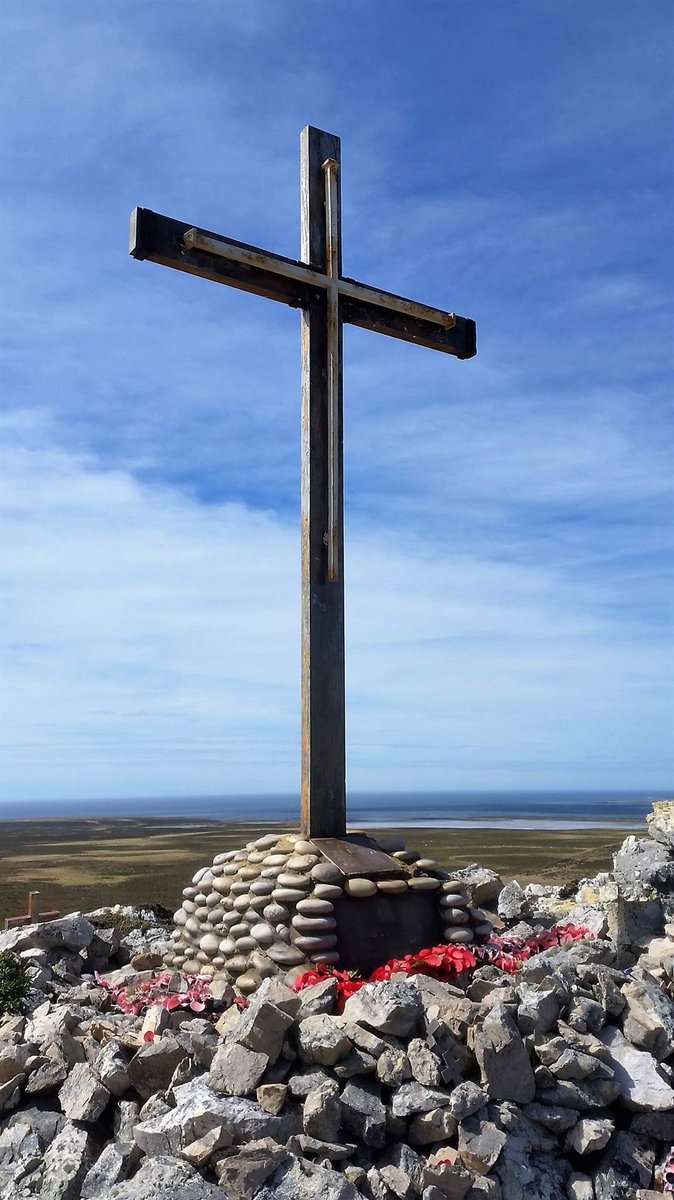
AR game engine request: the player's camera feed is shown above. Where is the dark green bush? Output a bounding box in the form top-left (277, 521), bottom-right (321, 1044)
top-left (0, 951), bottom-right (29, 1016)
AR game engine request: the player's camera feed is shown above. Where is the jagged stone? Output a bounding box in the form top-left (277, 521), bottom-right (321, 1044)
top-left (92, 1039), bottom-right (131, 1097)
top-left (593, 1131), bottom-right (656, 1200)
top-left (497, 881), bottom-right (530, 922)
top-left (391, 1081), bottom-right (453, 1118)
top-left (81, 1143), bottom-right (133, 1197)
top-left (407, 1037), bottom-right (441, 1087)
top-left (126, 1037), bottom-right (186, 1099)
top-left (473, 1002), bottom-right (535, 1103)
top-left (598, 1024), bottom-right (674, 1110)
top-left (257, 1082), bottom-right (288, 1114)
top-left (303, 1078), bottom-right (342, 1141)
top-left (180, 1124), bottom-right (231, 1168)
top-left (342, 981), bottom-right (422, 1036)
top-left (341, 1076), bottom-right (386, 1147)
top-left (255, 1155), bottom-right (362, 1199)
top-left (296, 1015), bottom-right (352, 1066)
top-left (566, 1175), bottom-right (594, 1200)
top-left (458, 1116), bottom-right (506, 1174)
top-left (209, 1041), bottom-right (268, 1095)
top-left (565, 1115), bottom-right (614, 1154)
top-left (106, 1154), bottom-right (224, 1198)
top-left (376, 1044), bottom-right (412, 1085)
top-left (448, 1081), bottom-right (489, 1120)
top-left (621, 977), bottom-right (674, 1059)
top-left (408, 1106), bottom-right (458, 1144)
top-left (58, 1063), bottom-right (110, 1122)
top-left (40, 1124), bottom-right (97, 1200)
top-left (378, 1142), bottom-right (424, 1198)
top-left (231, 1000), bottom-right (295, 1063)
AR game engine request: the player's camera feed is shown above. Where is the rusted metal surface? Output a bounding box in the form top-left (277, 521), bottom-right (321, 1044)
top-left (4, 890), bottom-right (60, 930)
top-left (336, 891), bottom-right (444, 976)
top-left (312, 834), bottom-right (407, 878)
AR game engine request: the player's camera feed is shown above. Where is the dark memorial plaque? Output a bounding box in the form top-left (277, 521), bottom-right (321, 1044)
top-left (335, 891), bottom-right (444, 977)
top-left (312, 835), bottom-right (407, 878)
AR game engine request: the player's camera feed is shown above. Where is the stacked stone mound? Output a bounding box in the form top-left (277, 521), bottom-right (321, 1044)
top-left (166, 833), bottom-right (493, 992)
top-left (3, 910), bottom-right (674, 1199)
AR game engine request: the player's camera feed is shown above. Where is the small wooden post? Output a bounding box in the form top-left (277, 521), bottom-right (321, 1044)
top-left (4, 890), bottom-right (61, 930)
top-left (300, 126), bottom-right (346, 839)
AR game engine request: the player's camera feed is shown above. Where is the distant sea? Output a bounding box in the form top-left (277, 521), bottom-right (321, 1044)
top-left (0, 791), bottom-right (664, 830)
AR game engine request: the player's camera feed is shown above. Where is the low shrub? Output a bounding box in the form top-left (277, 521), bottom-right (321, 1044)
top-left (0, 951), bottom-right (29, 1017)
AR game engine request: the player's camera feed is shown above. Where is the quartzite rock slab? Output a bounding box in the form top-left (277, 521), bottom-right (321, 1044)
top-left (598, 1024), bottom-right (674, 1111)
top-left (342, 981), bottom-right (422, 1036)
top-left (473, 1002), bottom-right (536, 1103)
top-left (58, 1063), bottom-right (110, 1123)
top-left (209, 1041), bottom-right (268, 1095)
top-left (40, 1124), bottom-right (97, 1200)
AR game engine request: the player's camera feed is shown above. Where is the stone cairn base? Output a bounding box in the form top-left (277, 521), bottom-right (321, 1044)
top-left (165, 831), bottom-right (493, 994)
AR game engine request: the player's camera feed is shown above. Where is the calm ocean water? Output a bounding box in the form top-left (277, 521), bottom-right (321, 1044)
top-left (0, 791), bottom-right (664, 830)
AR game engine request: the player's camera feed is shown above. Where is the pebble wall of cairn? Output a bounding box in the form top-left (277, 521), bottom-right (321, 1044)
top-left (165, 832), bottom-right (494, 993)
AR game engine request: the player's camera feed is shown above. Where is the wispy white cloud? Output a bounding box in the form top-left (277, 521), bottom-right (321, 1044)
top-left (0, 416), bottom-right (670, 799)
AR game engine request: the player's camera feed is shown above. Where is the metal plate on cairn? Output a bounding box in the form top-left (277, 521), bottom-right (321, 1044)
top-left (335, 891), bottom-right (444, 977)
top-left (312, 834), bottom-right (407, 878)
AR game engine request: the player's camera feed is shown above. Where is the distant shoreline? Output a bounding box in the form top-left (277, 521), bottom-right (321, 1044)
top-left (0, 814), bottom-right (645, 925)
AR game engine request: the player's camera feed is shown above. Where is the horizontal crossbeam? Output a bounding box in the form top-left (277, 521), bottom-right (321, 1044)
top-left (130, 208), bottom-right (476, 359)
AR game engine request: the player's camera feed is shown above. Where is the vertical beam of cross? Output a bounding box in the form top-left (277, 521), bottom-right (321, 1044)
top-left (300, 127), bottom-right (346, 838)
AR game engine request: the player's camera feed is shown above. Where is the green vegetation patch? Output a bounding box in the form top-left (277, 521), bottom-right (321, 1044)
top-left (0, 952), bottom-right (29, 1017)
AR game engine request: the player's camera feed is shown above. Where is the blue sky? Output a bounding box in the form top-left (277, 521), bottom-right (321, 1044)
top-left (0, 2), bottom-right (672, 802)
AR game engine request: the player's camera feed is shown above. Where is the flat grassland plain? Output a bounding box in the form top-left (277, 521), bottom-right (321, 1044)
top-left (0, 818), bottom-right (642, 927)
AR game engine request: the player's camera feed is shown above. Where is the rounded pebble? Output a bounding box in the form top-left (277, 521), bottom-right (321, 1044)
top-left (225, 954), bottom-right (249, 974)
top-left (344, 878), bottom-right (377, 898)
top-left (255, 834), bottom-right (281, 849)
top-left (376, 880), bottom-right (408, 895)
top-left (312, 884), bottom-right (343, 900)
top-left (442, 908), bottom-right (470, 924)
top-left (291, 915), bottom-right (337, 934)
top-left (263, 854), bottom-right (289, 867)
top-left (266, 943), bottom-right (307, 966)
top-left (230, 880), bottom-right (253, 896)
top-left (391, 851), bottom-right (418, 863)
top-left (248, 951), bottom-right (278, 978)
top-left (222, 863), bottom-right (240, 876)
top-left (272, 887), bottom-right (308, 904)
top-left (473, 923), bottom-right (493, 937)
top-left (261, 866), bottom-right (284, 879)
top-left (233, 895), bottom-right (252, 913)
top-left (182, 886), bottom-right (197, 899)
top-left (250, 879), bottom-right (275, 896)
top-left (236, 867), bottom-right (258, 880)
top-left (235, 936), bottom-right (257, 952)
top-left (218, 938), bottom-right (236, 956)
top-left (444, 928), bottom-right (474, 943)
top-left (310, 950), bottom-right (340, 964)
top-left (212, 878), bottom-right (233, 896)
top-left (250, 922), bottom-right (275, 946)
top-left (196, 951), bottom-right (209, 964)
top-left (236, 972), bottom-right (261, 995)
top-left (276, 873), bottom-right (311, 889)
top-left (182, 899), bottom-right (196, 913)
top-left (442, 880), bottom-right (469, 894)
top-left (310, 863), bottom-right (343, 884)
top-left (191, 867), bottom-right (208, 884)
top-left (296, 897), bottom-right (335, 916)
top-left (173, 909), bottom-right (187, 926)
top-left (230, 922), bottom-right (251, 939)
top-left (414, 858), bottom-right (438, 872)
top-left (207, 908), bottom-right (224, 925)
top-left (286, 855), bottom-right (319, 872)
top-left (220, 911), bottom-right (240, 927)
top-left (263, 903), bottom-right (289, 923)
top-left (183, 959), bottom-right (201, 973)
top-left (439, 893), bottom-right (470, 908)
top-left (294, 839), bottom-right (318, 854)
top-left (185, 917), bottom-right (200, 936)
top-left (205, 892), bottom-right (220, 907)
top-left (194, 906), bottom-right (209, 921)
top-left (199, 933), bottom-right (220, 954)
top-left (408, 877), bottom-right (440, 892)
top-left (293, 934), bottom-right (338, 952)
top-left (247, 895), bottom-right (268, 911)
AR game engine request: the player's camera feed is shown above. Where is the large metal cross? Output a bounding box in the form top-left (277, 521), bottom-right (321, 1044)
top-left (130, 125), bottom-right (476, 841)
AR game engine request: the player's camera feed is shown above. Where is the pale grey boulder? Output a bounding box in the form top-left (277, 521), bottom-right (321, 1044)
top-left (40, 1124), bottom-right (97, 1200)
top-left (473, 1002), bottom-right (536, 1103)
top-left (598, 1024), bottom-right (674, 1111)
top-left (342, 981), bottom-right (422, 1037)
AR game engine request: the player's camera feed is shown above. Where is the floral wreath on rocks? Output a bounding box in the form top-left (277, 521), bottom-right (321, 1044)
top-left (95, 922), bottom-right (591, 1021)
